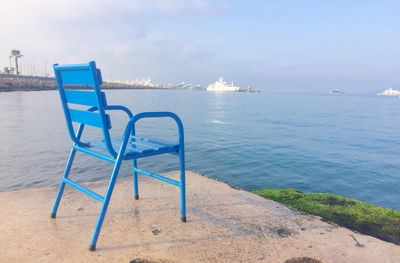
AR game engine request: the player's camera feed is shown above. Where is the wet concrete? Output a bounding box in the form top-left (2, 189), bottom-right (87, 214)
top-left (0, 171), bottom-right (399, 262)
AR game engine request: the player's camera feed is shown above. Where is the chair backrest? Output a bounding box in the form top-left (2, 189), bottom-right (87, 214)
top-left (53, 61), bottom-right (116, 157)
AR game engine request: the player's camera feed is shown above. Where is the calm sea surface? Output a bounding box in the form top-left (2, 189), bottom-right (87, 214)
top-left (0, 90), bottom-right (399, 209)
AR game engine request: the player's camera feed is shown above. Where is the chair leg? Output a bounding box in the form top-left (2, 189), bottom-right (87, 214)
top-left (89, 154), bottom-right (124, 251)
top-left (51, 147), bottom-right (76, 218)
top-left (179, 147), bottom-right (186, 222)
top-left (133, 159), bottom-right (139, 200)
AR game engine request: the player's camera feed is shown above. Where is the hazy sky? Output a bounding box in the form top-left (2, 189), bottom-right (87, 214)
top-left (1, 0), bottom-right (399, 91)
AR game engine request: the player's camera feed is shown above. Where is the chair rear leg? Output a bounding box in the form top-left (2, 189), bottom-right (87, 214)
top-left (179, 147), bottom-right (186, 222)
top-left (89, 154), bottom-right (124, 251)
top-left (51, 148), bottom-right (77, 218)
top-left (133, 159), bottom-right (139, 200)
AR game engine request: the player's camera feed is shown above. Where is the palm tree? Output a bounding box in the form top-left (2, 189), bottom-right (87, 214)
top-left (10, 49), bottom-right (23, 76)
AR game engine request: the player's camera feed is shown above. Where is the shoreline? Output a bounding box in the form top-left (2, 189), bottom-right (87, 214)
top-left (0, 74), bottom-right (169, 92)
top-left (0, 171), bottom-right (398, 262)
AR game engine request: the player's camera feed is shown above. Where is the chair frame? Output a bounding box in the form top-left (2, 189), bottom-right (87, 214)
top-left (50, 61), bottom-right (186, 251)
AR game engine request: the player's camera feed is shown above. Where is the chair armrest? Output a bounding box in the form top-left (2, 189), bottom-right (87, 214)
top-left (88, 105), bottom-right (133, 118)
top-left (104, 105), bottom-right (133, 118)
top-left (123, 111), bottom-right (184, 145)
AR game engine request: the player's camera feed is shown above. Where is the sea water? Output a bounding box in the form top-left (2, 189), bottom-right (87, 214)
top-left (0, 90), bottom-right (399, 209)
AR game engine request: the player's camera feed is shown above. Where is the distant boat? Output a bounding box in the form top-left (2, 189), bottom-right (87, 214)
top-left (207, 77), bottom-right (240, 92)
top-left (245, 84), bottom-right (260, 93)
top-left (329, 89), bottom-right (344, 94)
top-left (377, 87), bottom-right (400, 97)
top-left (174, 82), bottom-right (192, 90)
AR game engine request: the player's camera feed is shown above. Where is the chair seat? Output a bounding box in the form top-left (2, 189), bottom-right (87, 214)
top-left (86, 135), bottom-right (179, 157)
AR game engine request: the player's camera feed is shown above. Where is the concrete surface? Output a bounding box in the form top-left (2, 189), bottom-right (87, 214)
top-left (0, 171), bottom-right (399, 263)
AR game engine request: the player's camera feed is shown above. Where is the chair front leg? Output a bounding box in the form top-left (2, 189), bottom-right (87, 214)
top-left (51, 147), bottom-right (77, 218)
top-left (89, 151), bottom-right (125, 251)
top-left (179, 144), bottom-right (186, 222)
top-left (133, 159), bottom-right (139, 200)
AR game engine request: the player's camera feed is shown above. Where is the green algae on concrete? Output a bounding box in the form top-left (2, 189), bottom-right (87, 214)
top-left (253, 189), bottom-right (400, 245)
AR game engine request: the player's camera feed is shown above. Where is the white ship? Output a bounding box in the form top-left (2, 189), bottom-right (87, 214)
top-left (377, 87), bottom-right (400, 97)
top-left (207, 77), bottom-right (240, 92)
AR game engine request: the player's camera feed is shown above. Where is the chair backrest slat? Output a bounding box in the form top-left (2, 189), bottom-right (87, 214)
top-left (64, 90), bottom-right (107, 107)
top-left (58, 66), bottom-right (95, 85)
top-left (69, 109), bottom-right (111, 129)
top-left (54, 61), bottom-right (117, 157)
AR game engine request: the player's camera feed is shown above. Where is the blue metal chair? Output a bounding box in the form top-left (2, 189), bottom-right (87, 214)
top-left (50, 61), bottom-right (186, 251)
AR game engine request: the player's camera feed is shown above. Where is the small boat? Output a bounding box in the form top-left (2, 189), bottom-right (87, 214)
top-left (329, 89), bottom-right (344, 94)
top-left (244, 84), bottom-right (260, 93)
top-left (174, 82), bottom-right (192, 90)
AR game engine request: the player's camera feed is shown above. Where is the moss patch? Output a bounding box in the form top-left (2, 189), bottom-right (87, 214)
top-left (253, 189), bottom-right (400, 245)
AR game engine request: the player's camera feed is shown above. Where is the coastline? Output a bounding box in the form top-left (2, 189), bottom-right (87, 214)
top-left (0, 171), bottom-right (398, 262)
top-left (0, 74), bottom-right (168, 92)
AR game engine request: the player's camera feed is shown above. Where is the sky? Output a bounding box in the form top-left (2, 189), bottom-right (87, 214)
top-left (1, 0), bottom-right (399, 92)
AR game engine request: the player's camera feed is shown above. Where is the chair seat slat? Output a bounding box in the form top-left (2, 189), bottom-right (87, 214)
top-left (126, 138), bottom-right (160, 151)
top-left (86, 135), bottom-right (178, 155)
top-left (130, 135), bottom-right (177, 148)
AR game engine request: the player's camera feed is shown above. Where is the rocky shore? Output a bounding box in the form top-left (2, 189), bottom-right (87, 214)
top-left (0, 74), bottom-right (166, 92)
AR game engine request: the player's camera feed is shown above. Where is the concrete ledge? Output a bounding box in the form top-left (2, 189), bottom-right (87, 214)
top-left (0, 171), bottom-right (398, 262)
